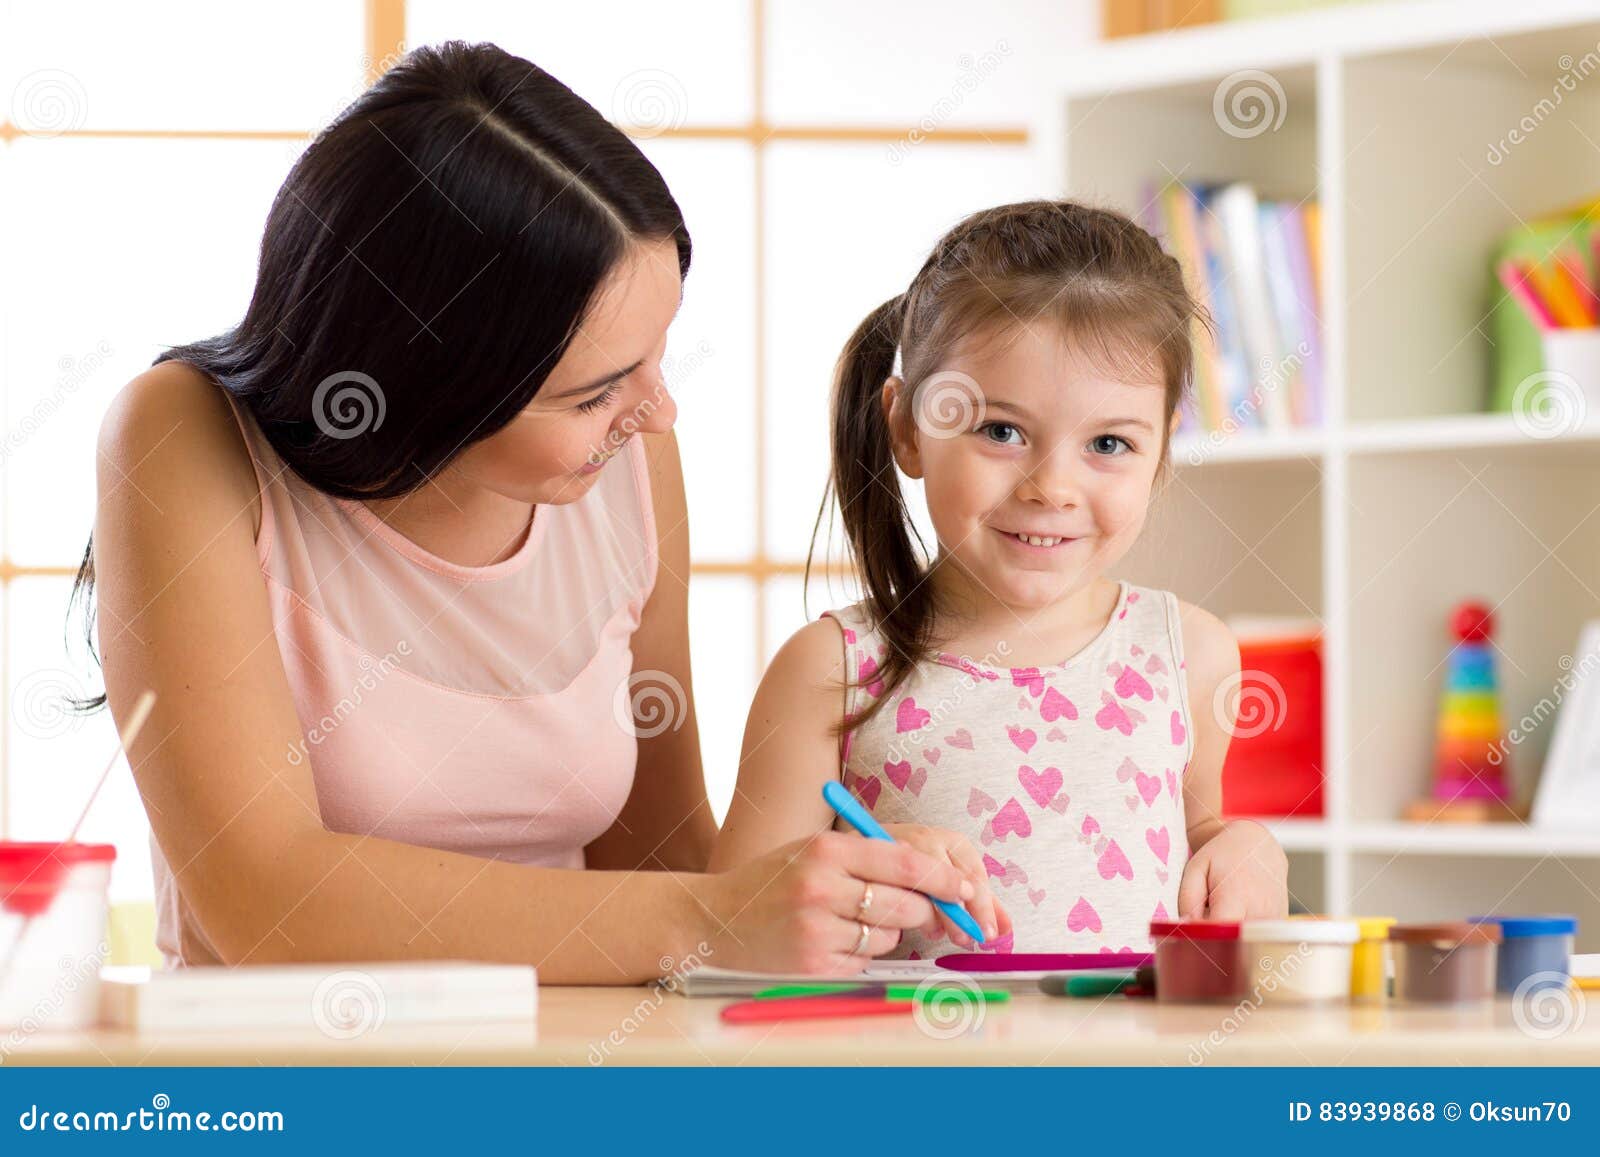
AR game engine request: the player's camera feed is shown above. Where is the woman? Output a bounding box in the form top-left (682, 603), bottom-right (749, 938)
top-left (75, 42), bottom-right (976, 980)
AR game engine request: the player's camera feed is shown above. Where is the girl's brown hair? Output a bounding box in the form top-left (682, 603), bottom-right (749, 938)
top-left (811, 199), bottom-right (1203, 732)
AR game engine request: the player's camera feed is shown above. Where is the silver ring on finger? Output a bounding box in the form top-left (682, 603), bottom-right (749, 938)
top-left (856, 883), bottom-right (874, 919)
top-left (852, 921), bottom-right (871, 956)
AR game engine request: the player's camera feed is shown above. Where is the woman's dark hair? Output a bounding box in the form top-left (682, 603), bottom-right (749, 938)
top-left (69, 41), bottom-right (691, 708)
top-left (812, 199), bottom-right (1201, 733)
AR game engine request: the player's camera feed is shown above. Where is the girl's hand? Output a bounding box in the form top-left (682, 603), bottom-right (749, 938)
top-left (701, 831), bottom-right (978, 975)
top-left (1177, 820), bottom-right (1288, 920)
top-left (880, 823), bottom-right (1010, 948)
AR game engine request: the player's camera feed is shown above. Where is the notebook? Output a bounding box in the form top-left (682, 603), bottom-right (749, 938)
top-left (99, 961), bottom-right (537, 1032)
top-left (670, 960), bottom-right (1056, 998)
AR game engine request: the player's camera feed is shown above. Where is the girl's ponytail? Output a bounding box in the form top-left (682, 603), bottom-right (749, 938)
top-left (814, 293), bottom-right (939, 729)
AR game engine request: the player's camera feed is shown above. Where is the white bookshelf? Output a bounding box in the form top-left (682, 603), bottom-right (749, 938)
top-left (1053, 0), bottom-right (1600, 946)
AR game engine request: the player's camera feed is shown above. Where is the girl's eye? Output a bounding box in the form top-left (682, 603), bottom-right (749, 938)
top-left (1090, 434), bottom-right (1133, 456)
top-left (575, 382), bottom-right (623, 414)
top-left (978, 422), bottom-right (1023, 446)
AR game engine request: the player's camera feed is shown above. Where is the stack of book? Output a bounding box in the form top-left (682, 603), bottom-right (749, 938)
top-left (1141, 181), bottom-right (1324, 436)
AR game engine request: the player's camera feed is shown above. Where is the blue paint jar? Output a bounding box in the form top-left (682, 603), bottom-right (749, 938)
top-left (1468, 915), bottom-right (1577, 994)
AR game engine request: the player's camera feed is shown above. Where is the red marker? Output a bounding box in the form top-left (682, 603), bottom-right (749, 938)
top-left (720, 995), bottom-right (915, 1024)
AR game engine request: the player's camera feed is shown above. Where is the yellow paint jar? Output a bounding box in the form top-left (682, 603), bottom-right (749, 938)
top-left (1351, 916), bottom-right (1395, 1000)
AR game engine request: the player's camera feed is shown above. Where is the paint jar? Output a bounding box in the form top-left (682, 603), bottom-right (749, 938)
top-left (1240, 919), bottom-right (1359, 1004)
top-left (0, 842), bottom-right (116, 1030)
top-left (1389, 921), bottom-right (1501, 1004)
top-left (1468, 915), bottom-right (1577, 995)
top-left (1351, 917), bottom-right (1396, 1001)
top-left (1150, 919), bottom-right (1244, 1003)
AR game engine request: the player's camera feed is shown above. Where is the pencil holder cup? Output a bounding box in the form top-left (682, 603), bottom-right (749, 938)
top-left (1536, 329), bottom-right (1600, 421)
top-left (0, 842), bottom-right (115, 1030)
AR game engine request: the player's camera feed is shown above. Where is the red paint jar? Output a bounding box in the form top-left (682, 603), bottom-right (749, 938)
top-left (1150, 919), bottom-right (1245, 1003)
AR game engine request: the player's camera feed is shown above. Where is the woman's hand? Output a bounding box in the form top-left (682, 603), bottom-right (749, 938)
top-left (700, 831), bottom-right (977, 975)
top-left (1177, 819), bottom-right (1288, 920)
top-left (880, 823), bottom-right (1010, 948)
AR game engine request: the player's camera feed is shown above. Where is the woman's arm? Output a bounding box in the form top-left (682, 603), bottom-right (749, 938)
top-left (583, 430), bottom-right (717, 872)
top-left (711, 619), bottom-right (1007, 943)
top-left (1174, 601), bottom-right (1288, 919)
top-left (709, 618), bottom-right (848, 870)
top-left (96, 366), bottom-right (975, 979)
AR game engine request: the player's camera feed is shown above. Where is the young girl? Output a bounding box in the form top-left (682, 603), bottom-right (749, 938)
top-left (711, 200), bottom-right (1288, 958)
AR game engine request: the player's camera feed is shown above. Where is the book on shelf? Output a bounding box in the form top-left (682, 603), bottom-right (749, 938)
top-left (1143, 179), bottom-right (1324, 438)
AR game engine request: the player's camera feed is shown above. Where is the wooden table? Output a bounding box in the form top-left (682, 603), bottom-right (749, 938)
top-left (7, 987), bottom-right (1599, 1066)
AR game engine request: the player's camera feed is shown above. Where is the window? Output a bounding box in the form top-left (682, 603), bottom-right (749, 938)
top-left (0, 1), bottom-right (1084, 905)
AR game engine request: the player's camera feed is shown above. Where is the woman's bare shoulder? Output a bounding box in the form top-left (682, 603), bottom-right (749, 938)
top-left (96, 360), bottom-right (260, 536)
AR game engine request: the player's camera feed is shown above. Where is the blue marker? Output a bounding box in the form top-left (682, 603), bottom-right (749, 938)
top-left (821, 780), bottom-right (986, 944)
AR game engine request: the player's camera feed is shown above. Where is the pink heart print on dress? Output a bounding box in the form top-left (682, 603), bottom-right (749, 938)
top-left (884, 759), bottom-right (912, 789)
top-left (989, 797), bottom-right (1032, 840)
top-left (980, 931), bottom-right (1015, 953)
top-left (982, 854), bottom-right (1028, 887)
top-left (1007, 725), bottom-right (1037, 754)
top-left (857, 654), bottom-right (884, 697)
top-left (1095, 692), bottom-right (1143, 736)
top-left (1096, 838), bottom-right (1134, 881)
top-left (946, 728), bottom-right (974, 750)
top-left (1170, 710), bottom-right (1187, 747)
top-left (1111, 662), bottom-right (1154, 701)
top-left (1011, 668), bottom-right (1045, 698)
top-left (845, 772), bottom-right (881, 810)
top-left (1017, 765), bottom-right (1063, 809)
top-left (1145, 826), bottom-right (1170, 863)
top-left (967, 787), bottom-right (997, 817)
top-left (1039, 686), bottom-right (1077, 722)
top-left (1067, 895), bottom-right (1102, 933)
top-left (896, 697), bottom-right (931, 733)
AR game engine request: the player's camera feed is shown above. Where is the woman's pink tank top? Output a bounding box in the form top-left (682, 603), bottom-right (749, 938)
top-left (150, 390), bottom-right (656, 966)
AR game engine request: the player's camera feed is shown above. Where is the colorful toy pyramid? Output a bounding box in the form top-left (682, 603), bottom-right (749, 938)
top-left (1406, 601), bottom-right (1520, 823)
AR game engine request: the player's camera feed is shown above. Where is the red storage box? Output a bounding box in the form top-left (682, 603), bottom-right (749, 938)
top-left (1219, 623), bottom-right (1323, 818)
